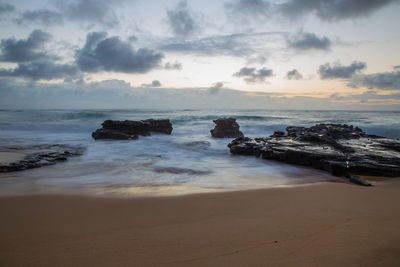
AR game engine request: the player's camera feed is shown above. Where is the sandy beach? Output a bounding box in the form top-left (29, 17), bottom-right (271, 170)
top-left (1, 178), bottom-right (400, 267)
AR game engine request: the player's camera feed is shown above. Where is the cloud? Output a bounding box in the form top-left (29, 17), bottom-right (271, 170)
top-left (151, 80), bottom-right (161, 87)
top-left (329, 91), bottom-right (400, 106)
top-left (141, 80), bottom-right (162, 87)
top-left (246, 55), bottom-right (268, 65)
top-left (225, 0), bottom-right (271, 23)
top-left (318, 61), bottom-right (366, 79)
top-left (164, 61), bottom-right (182, 70)
top-left (0, 2), bottom-right (14, 15)
top-left (287, 32), bottom-right (331, 51)
top-left (158, 32), bottom-right (284, 57)
top-left (278, 0), bottom-right (399, 21)
top-left (349, 70), bottom-right (400, 90)
top-left (167, 0), bottom-right (200, 39)
top-left (208, 82), bottom-right (224, 95)
top-left (15, 9), bottom-right (63, 25)
top-left (0, 30), bottom-right (52, 62)
top-left (1, 78), bottom-right (399, 110)
top-left (0, 30), bottom-right (81, 81)
top-left (128, 36), bottom-right (138, 42)
top-left (60, 0), bottom-right (120, 28)
top-left (225, 0), bottom-right (398, 22)
top-left (234, 67), bottom-right (273, 83)
top-left (286, 69), bottom-right (303, 80)
top-left (76, 32), bottom-right (164, 73)
top-left (159, 36), bottom-right (251, 56)
top-left (0, 60), bottom-right (79, 80)
top-left (19, 0), bottom-right (120, 27)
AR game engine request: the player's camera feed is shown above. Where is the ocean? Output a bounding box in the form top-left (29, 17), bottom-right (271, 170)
top-left (0, 109), bottom-right (399, 196)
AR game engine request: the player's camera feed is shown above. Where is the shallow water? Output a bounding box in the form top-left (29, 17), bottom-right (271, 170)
top-left (0, 109), bottom-right (399, 197)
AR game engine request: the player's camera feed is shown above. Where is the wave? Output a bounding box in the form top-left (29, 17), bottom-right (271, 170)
top-left (0, 110), bottom-right (109, 124)
top-left (1, 109), bottom-right (399, 138)
top-left (59, 111), bottom-right (109, 121)
top-left (171, 115), bottom-right (288, 124)
top-left (0, 123), bottom-right (97, 135)
top-left (176, 141), bottom-right (211, 151)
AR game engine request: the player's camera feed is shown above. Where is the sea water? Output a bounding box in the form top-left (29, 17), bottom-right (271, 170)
top-left (0, 109), bottom-right (399, 196)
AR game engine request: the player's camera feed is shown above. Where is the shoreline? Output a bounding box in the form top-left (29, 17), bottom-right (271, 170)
top-left (0, 164), bottom-right (346, 198)
top-left (1, 178), bottom-right (400, 266)
top-left (0, 172), bottom-right (385, 199)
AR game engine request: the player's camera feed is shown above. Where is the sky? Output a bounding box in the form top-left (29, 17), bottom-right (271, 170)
top-left (0, 0), bottom-right (399, 110)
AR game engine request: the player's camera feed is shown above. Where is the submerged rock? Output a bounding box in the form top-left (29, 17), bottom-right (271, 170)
top-left (0, 144), bottom-right (84, 172)
top-left (92, 119), bottom-right (173, 140)
top-left (228, 124), bottom-right (400, 185)
top-left (210, 118), bottom-right (244, 138)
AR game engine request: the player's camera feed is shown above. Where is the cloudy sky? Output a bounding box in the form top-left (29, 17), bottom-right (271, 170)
top-left (0, 0), bottom-right (399, 110)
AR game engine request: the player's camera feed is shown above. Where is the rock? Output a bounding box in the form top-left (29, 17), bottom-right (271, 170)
top-left (272, 130), bottom-right (285, 137)
top-left (345, 174), bottom-right (372, 186)
top-left (228, 124), bottom-right (400, 185)
top-left (0, 145), bottom-right (84, 172)
top-left (92, 119), bottom-right (173, 140)
top-left (92, 129), bottom-right (139, 140)
top-left (210, 118), bottom-right (244, 138)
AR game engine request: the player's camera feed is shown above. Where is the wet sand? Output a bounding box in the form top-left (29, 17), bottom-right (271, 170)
top-left (0, 151), bottom-right (25, 164)
top-left (1, 179), bottom-right (400, 266)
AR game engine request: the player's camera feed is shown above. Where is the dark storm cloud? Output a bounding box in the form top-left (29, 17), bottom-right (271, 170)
top-left (0, 30), bottom-right (52, 62)
top-left (208, 82), bottom-right (224, 95)
top-left (318, 61), bottom-right (366, 79)
top-left (16, 9), bottom-right (63, 25)
top-left (167, 0), bottom-right (199, 39)
top-left (234, 67), bottom-right (273, 83)
top-left (349, 71), bottom-right (400, 90)
top-left (225, 0), bottom-right (398, 22)
top-left (287, 32), bottom-right (331, 51)
top-left (0, 60), bottom-right (79, 80)
top-left (164, 61), bottom-right (182, 70)
top-left (0, 2), bottom-right (14, 15)
top-left (286, 69), bottom-right (303, 80)
top-left (76, 32), bottom-right (164, 73)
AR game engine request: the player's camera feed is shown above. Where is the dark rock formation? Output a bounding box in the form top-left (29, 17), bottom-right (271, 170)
top-left (210, 118), bottom-right (244, 138)
top-left (228, 124), bottom-right (400, 185)
top-left (92, 119), bottom-right (173, 140)
top-left (0, 145), bottom-right (84, 172)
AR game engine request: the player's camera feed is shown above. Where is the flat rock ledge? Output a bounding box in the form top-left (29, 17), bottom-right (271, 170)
top-left (0, 144), bottom-right (84, 172)
top-left (228, 124), bottom-right (400, 186)
top-left (210, 118), bottom-right (244, 138)
top-left (92, 119), bottom-right (173, 140)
